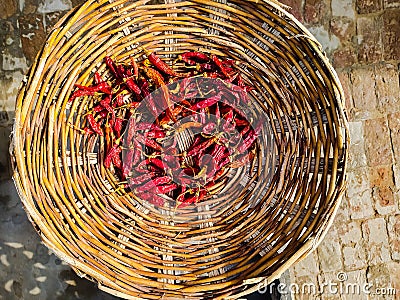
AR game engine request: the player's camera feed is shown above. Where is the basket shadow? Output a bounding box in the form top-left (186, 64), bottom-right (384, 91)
top-left (0, 178), bottom-right (121, 299)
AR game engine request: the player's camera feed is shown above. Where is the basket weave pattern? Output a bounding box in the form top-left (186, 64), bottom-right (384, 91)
top-left (11, 0), bottom-right (348, 299)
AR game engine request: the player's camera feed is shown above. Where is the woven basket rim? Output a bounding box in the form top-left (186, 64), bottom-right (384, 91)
top-left (10, 0), bottom-right (349, 298)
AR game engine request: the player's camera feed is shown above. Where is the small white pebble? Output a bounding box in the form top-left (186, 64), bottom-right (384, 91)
top-left (23, 251), bottom-right (34, 259)
top-left (0, 255), bottom-right (10, 267)
top-left (35, 276), bottom-right (47, 283)
top-left (4, 242), bottom-right (23, 249)
top-left (4, 280), bottom-right (13, 292)
top-left (33, 262), bottom-right (46, 269)
top-left (29, 287), bottom-right (41, 295)
top-left (65, 280), bottom-right (76, 286)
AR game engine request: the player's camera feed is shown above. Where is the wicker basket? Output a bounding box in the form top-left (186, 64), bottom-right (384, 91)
top-left (11, 0), bottom-right (348, 298)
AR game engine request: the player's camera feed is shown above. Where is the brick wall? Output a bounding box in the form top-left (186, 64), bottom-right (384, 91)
top-left (279, 0), bottom-right (400, 298)
top-left (0, 0), bottom-right (399, 298)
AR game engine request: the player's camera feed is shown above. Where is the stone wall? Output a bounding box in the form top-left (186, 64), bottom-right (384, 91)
top-left (279, 0), bottom-right (400, 299)
top-left (0, 0), bottom-right (399, 299)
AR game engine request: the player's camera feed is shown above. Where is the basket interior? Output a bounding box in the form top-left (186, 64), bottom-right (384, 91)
top-left (11, 0), bottom-right (348, 299)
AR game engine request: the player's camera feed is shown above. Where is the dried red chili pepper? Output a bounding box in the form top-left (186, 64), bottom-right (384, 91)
top-left (100, 98), bottom-right (115, 122)
top-left (215, 148), bottom-right (230, 165)
top-left (82, 127), bottom-right (94, 135)
top-left (146, 50), bottom-right (179, 77)
top-left (138, 77), bottom-right (159, 117)
top-left (148, 158), bottom-right (166, 170)
top-left (215, 155), bottom-right (231, 171)
top-left (104, 144), bottom-right (121, 168)
top-left (234, 117), bottom-right (249, 127)
top-left (199, 155), bottom-right (216, 177)
top-left (211, 54), bottom-right (231, 78)
top-left (222, 110), bottom-right (236, 132)
top-left (123, 149), bottom-right (135, 177)
top-left (128, 101), bottom-right (140, 109)
top-left (145, 130), bottom-right (166, 139)
top-left (97, 110), bottom-right (108, 119)
top-left (93, 104), bottom-right (104, 113)
top-left (199, 108), bottom-right (206, 124)
top-left (189, 93), bottom-right (221, 111)
top-left (176, 186), bottom-right (187, 203)
top-left (116, 64), bottom-right (126, 78)
top-left (74, 82), bottom-right (112, 94)
top-left (132, 141), bottom-right (142, 166)
top-left (239, 124), bottom-right (252, 138)
top-left (185, 135), bottom-right (202, 154)
top-left (125, 119), bottom-right (136, 148)
top-left (135, 164), bottom-right (161, 174)
top-left (241, 85), bottom-right (252, 93)
top-left (202, 122), bottom-right (216, 135)
top-left (104, 56), bottom-right (119, 78)
top-left (135, 122), bottom-right (162, 131)
top-left (130, 57), bottom-right (139, 78)
top-left (237, 121), bottom-right (263, 153)
top-left (125, 78), bottom-right (141, 95)
top-left (136, 134), bottom-right (162, 151)
top-left (179, 51), bottom-right (209, 65)
top-left (113, 94), bottom-right (124, 107)
top-left (236, 74), bottom-right (245, 87)
top-left (68, 89), bottom-right (93, 102)
top-left (224, 72), bottom-right (239, 83)
top-left (97, 81), bottom-right (113, 94)
top-left (137, 158), bottom-right (157, 170)
top-left (142, 67), bottom-right (165, 87)
top-left (222, 58), bottom-right (236, 66)
top-left (94, 72), bottom-right (103, 84)
top-left (113, 117), bottom-right (124, 137)
top-left (129, 172), bottom-right (158, 185)
top-left (156, 183), bottom-right (178, 194)
top-left (86, 114), bottom-right (103, 135)
top-left (112, 151), bottom-right (122, 169)
top-left (210, 144), bottom-right (230, 167)
top-left (162, 154), bottom-right (180, 171)
top-left (215, 103), bottom-right (221, 120)
top-left (104, 122), bottom-right (113, 153)
top-left (197, 62), bottom-right (214, 72)
top-left (142, 67), bottom-right (175, 119)
top-left (135, 176), bottom-right (171, 193)
top-left (175, 170), bottom-right (195, 186)
top-left (187, 137), bottom-right (215, 157)
top-left (178, 77), bottom-right (193, 96)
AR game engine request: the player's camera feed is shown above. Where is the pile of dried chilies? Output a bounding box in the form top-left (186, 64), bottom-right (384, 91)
top-left (69, 50), bottom-right (262, 207)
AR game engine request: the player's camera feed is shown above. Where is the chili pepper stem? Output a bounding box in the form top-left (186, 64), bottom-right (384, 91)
top-left (113, 183), bottom-right (129, 194)
top-left (68, 123), bottom-right (87, 134)
top-left (142, 152), bottom-right (161, 158)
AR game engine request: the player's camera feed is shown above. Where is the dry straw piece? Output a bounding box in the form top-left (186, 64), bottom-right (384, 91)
top-left (11, 0), bottom-right (349, 298)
